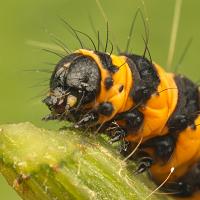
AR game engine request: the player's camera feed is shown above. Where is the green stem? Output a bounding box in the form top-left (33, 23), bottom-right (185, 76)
top-left (0, 123), bottom-right (172, 200)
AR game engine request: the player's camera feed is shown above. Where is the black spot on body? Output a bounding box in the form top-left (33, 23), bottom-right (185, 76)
top-left (104, 77), bottom-right (113, 90)
top-left (118, 85), bottom-right (124, 93)
top-left (169, 114), bottom-right (188, 133)
top-left (131, 83), bottom-right (152, 103)
top-left (98, 102), bottom-right (114, 116)
top-left (124, 111), bottom-right (143, 131)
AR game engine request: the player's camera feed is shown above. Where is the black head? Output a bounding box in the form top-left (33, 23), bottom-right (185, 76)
top-left (43, 53), bottom-right (100, 119)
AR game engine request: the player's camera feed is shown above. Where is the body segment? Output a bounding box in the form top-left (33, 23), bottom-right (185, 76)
top-left (43, 49), bottom-right (200, 198)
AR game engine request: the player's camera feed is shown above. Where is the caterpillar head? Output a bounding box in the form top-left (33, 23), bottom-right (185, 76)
top-left (42, 53), bottom-right (100, 121)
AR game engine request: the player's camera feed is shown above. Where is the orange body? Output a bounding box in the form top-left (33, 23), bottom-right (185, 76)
top-left (77, 49), bottom-right (179, 141)
top-left (75, 50), bottom-right (200, 198)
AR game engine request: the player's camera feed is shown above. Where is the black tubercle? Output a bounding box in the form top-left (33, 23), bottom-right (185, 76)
top-left (131, 81), bottom-right (152, 103)
top-left (98, 102), bottom-right (114, 116)
top-left (121, 54), bottom-right (160, 104)
top-left (114, 109), bottom-right (144, 132)
top-left (118, 85), bottom-right (124, 93)
top-left (104, 77), bottom-right (113, 90)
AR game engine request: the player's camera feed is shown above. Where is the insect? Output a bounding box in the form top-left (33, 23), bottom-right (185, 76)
top-left (42, 8), bottom-right (200, 200)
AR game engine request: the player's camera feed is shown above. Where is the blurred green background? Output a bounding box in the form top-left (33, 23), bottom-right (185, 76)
top-left (0, 0), bottom-right (199, 199)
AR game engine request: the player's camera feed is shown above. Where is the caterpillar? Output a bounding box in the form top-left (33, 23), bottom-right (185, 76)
top-left (42, 18), bottom-right (200, 200)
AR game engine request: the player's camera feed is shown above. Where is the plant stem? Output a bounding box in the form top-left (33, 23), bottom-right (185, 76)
top-left (0, 123), bottom-right (172, 200)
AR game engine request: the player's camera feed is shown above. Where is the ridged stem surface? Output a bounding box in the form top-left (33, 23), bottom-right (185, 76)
top-left (0, 123), bottom-right (172, 200)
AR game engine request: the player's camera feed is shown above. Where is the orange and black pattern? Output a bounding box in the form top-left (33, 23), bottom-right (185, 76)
top-left (43, 48), bottom-right (200, 199)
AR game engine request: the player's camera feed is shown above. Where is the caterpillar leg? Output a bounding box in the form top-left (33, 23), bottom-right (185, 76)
top-left (106, 109), bottom-right (144, 153)
top-left (135, 155), bottom-right (154, 174)
top-left (106, 109), bottom-right (143, 142)
top-left (109, 128), bottom-right (127, 143)
top-left (74, 111), bottom-right (99, 128)
top-left (42, 113), bottom-right (60, 121)
top-left (107, 127), bottom-right (130, 152)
